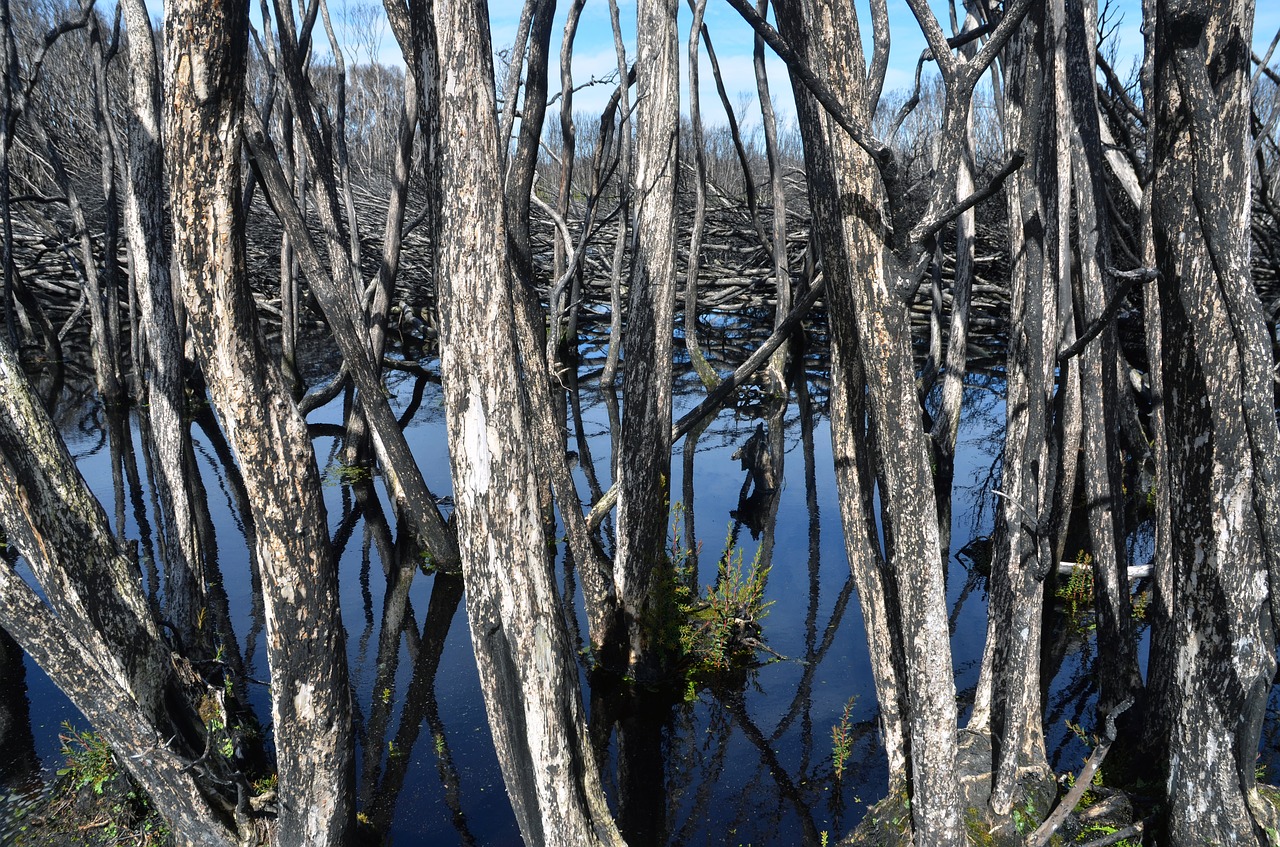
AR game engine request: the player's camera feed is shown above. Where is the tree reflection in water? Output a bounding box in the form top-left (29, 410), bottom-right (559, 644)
top-left (1, 329), bottom-right (1220, 845)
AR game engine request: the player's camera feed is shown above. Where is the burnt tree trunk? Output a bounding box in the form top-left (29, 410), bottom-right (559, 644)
top-left (983, 0), bottom-right (1055, 812)
top-left (614, 0), bottom-right (680, 671)
top-left (165, 1), bottom-right (355, 843)
top-left (1065, 0), bottom-right (1143, 717)
top-left (1147, 0), bottom-right (1280, 840)
top-left (0, 335), bottom-right (241, 845)
top-left (773, 2), bottom-right (962, 841)
top-left (426, 0), bottom-right (625, 843)
top-left (118, 0), bottom-right (210, 662)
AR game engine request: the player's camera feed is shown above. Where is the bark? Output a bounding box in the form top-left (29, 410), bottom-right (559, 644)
top-left (1147, 0), bottom-right (1280, 839)
top-left (599, 0), bottom-right (631, 390)
top-left (164, 3), bottom-right (354, 844)
top-left (89, 13), bottom-right (124, 395)
top-left (0, 336), bottom-right (239, 845)
top-left (774, 1), bottom-right (962, 841)
top-left (0, 0), bottom-right (14, 349)
top-left (30, 117), bottom-right (124, 408)
top-left (549, 0), bottom-right (587, 368)
top-left (427, 0), bottom-right (624, 843)
top-left (754, 0), bottom-right (792, 392)
top-left (489, 0), bottom-right (620, 652)
top-left (119, 0), bottom-right (210, 662)
top-left (683, 0), bottom-right (720, 390)
top-left (1065, 0), bottom-right (1142, 716)
top-left (827, 310), bottom-right (909, 784)
top-left (929, 12), bottom-right (981, 560)
top-left (251, 0), bottom-right (460, 572)
top-left (614, 0), bottom-right (680, 671)
top-left (985, 0), bottom-right (1056, 810)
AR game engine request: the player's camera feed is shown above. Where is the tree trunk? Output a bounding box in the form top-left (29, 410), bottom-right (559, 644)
top-left (1147, 0), bottom-right (1280, 839)
top-left (0, 336), bottom-right (240, 845)
top-left (775, 2), bottom-right (962, 841)
top-left (165, 2), bottom-right (354, 843)
top-left (985, 0), bottom-right (1056, 811)
top-left (1064, 0), bottom-right (1142, 717)
top-left (614, 0), bottom-right (680, 671)
top-left (427, 0), bottom-right (625, 843)
top-left (118, 0), bottom-right (211, 662)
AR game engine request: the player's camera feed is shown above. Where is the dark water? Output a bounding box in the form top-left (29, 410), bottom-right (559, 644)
top-left (5, 336), bottom-right (1279, 845)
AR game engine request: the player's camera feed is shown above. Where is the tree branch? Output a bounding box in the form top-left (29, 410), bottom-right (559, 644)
top-left (587, 277), bottom-right (826, 531)
top-left (1027, 698), bottom-right (1134, 847)
top-left (1056, 267), bottom-right (1152, 363)
top-left (722, 0), bottom-right (891, 166)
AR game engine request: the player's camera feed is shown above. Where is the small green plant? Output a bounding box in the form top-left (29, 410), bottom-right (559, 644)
top-left (1131, 588), bottom-right (1151, 621)
top-left (251, 773), bottom-right (278, 795)
top-left (677, 532), bottom-right (774, 677)
top-left (418, 548), bottom-right (438, 574)
top-left (964, 806), bottom-right (996, 847)
top-left (434, 733), bottom-right (446, 756)
top-left (57, 723), bottom-right (117, 795)
top-left (1057, 551), bottom-right (1095, 615)
top-left (325, 462), bottom-right (373, 486)
top-left (55, 723), bottom-right (171, 844)
top-left (831, 696), bottom-right (858, 781)
top-left (648, 508), bottom-right (775, 691)
top-left (1079, 824), bottom-right (1140, 847)
top-left (1010, 796), bottom-right (1039, 836)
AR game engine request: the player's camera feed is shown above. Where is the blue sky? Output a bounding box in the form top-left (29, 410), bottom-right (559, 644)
top-left (142, 0), bottom-right (1280, 131)
top-left (483, 0), bottom-right (1280, 131)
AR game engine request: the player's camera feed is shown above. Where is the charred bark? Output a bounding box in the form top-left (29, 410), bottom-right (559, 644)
top-left (165, 2), bottom-right (355, 843)
top-left (426, 0), bottom-right (624, 842)
top-left (614, 0), bottom-right (680, 672)
top-left (1147, 0), bottom-right (1280, 839)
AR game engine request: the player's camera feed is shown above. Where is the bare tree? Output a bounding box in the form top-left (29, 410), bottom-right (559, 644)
top-left (424, 0), bottom-right (625, 842)
top-left (165, 0), bottom-right (355, 842)
top-left (1145, 0), bottom-right (1280, 839)
top-left (614, 0), bottom-right (680, 671)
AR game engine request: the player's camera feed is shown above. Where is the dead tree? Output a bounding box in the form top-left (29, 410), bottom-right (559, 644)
top-left (1145, 0), bottom-right (1280, 839)
top-left (165, 0), bottom-right (356, 842)
top-left (424, 0), bottom-right (626, 842)
top-left (732, 0), bottom-right (1032, 841)
top-left (118, 0), bottom-right (211, 664)
top-left (968, 0), bottom-right (1056, 815)
top-left (244, 0), bottom-right (460, 572)
top-left (614, 0), bottom-right (681, 671)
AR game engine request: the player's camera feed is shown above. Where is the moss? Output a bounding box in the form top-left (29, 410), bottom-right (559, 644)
top-left (842, 782), bottom-right (912, 847)
top-left (964, 806), bottom-right (996, 847)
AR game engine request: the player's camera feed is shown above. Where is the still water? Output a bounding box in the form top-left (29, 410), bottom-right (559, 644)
top-left (4, 332), bottom-right (1269, 845)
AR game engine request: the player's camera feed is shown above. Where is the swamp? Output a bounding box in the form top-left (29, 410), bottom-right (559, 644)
top-left (0, 0), bottom-right (1279, 845)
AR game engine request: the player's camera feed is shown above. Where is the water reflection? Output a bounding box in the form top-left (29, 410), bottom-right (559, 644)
top-left (1, 318), bottom-right (1202, 846)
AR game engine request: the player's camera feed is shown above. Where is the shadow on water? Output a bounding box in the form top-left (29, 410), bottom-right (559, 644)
top-left (3, 313), bottom-right (1273, 845)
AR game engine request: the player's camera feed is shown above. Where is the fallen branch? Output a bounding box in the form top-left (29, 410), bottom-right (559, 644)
top-left (586, 276), bottom-right (825, 531)
top-left (1027, 698), bottom-right (1134, 847)
top-left (1057, 562), bottom-right (1151, 580)
top-left (1076, 820), bottom-right (1148, 847)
